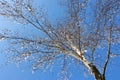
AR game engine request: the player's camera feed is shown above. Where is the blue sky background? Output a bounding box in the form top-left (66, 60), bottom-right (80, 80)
top-left (0, 0), bottom-right (120, 80)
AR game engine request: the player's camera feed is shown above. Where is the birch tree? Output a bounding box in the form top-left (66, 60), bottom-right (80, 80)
top-left (0, 0), bottom-right (120, 80)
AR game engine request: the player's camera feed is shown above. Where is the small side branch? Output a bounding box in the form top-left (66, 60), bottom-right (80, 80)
top-left (0, 35), bottom-right (42, 43)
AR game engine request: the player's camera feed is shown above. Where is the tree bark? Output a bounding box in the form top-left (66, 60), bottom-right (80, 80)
top-left (88, 63), bottom-right (105, 80)
top-left (68, 51), bottom-right (106, 80)
top-left (64, 40), bottom-right (106, 80)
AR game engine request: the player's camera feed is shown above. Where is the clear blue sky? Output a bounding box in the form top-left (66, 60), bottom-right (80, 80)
top-left (0, 0), bottom-right (120, 80)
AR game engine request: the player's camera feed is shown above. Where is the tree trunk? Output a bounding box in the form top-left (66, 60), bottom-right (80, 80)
top-left (88, 63), bottom-right (105, 80)
top-left (68, 47), bottom-right (106, 80)
top-left (95, 75), bottom-right (105, 80)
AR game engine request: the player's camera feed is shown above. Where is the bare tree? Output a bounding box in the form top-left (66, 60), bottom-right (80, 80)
top-left (0, 0), bottom-right (120, 80)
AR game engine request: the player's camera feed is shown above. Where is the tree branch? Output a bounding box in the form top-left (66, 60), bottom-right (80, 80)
top-left (102, 27), bottom-right (112, 77)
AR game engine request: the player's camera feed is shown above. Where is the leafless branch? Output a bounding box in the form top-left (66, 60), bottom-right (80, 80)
top-left (102, 27), bottom-right (112, 77)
